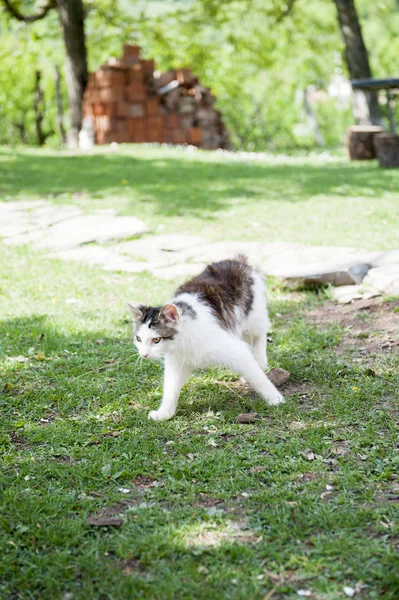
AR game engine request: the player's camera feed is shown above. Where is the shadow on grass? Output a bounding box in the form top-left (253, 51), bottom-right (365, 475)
top-left (1, 148), bottom-right (398, 220)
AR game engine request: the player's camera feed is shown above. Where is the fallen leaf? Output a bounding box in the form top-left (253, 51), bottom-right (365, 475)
top-left (118, 488), bottom-right (131, 494)
top-left (301, 450), bottom-right (315, 461)
top-left (14, 356), bottom-right (29, 363)
top-left (297, 591), bottom-right (312, 597)
top-left (237, 412), bottom-right (259, 424)
top-left (207, 438), bottom-right (218, 447)
top-left (87, 516), bottom-right (123, 527)
top-left (289, 421), bottom-right (306, 431)
top-left (249, 466), bottom-right (266, 474)
top-left (267, 367), bottom-right (290, 387)
top-left (197, 565), bottom-right (209, 575)
top-left (330, 443), bottom-right (349, 456)
top-left (186, 453), bottom-right (195, 460)
top-left (36, 352), bottom-right (45, 361)
top-left (343, 587), bottom-right (355, 597)
top-left (101, 463), bottom-right (112, 477)
top-left (96, 339), bottom-right (105, 344)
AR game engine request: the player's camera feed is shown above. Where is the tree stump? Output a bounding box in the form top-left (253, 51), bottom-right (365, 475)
top-left (346, 125), bottom-right (383, 160)
top-left (374, 133), bottom-right (399, 168)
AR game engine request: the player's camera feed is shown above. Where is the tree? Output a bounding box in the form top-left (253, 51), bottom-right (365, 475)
top-left (2, 0), bottom-right (87, 147)
top-left (331, 0), bottom-right (382, 124)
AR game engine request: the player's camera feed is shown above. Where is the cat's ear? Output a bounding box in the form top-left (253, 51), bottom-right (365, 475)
top-left (127, 302), bottom-right (143, 321)
top-left (160, 303), bottom-right (179, 323)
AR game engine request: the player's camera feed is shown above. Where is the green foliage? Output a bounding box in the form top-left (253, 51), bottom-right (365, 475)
top-left (0, 0), bottom-right (398, 149)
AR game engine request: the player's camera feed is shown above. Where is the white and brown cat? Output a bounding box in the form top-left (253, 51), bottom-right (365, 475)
top-left (128, 256), bottom-right (284, 421)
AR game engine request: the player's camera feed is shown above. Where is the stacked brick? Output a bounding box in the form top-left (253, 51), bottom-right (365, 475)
top-left (82, 45), bottom-right (230, 149)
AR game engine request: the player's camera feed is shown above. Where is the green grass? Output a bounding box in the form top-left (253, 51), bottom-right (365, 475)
top-left (1, 145), bottom-right (399, 249)
top-left (1, 146), bottom-right (399, 599)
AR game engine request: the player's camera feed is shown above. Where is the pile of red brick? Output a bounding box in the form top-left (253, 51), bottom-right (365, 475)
top-left (83, 45), bottom-right (230, 149)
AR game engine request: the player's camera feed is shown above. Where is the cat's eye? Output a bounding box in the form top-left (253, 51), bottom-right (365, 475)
top-left (136, 335), bottom-right (142, 342)
top-left (152, 337), bottom-right (161, 344)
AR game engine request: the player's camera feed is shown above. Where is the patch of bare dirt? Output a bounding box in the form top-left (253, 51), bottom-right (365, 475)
top-left (51, 455), bottom-right (74, 464)
top-left (9, 431), bottom-right (31, 450)
top-left (120, 558), bottom-right (147, 576)
top-left (192, 494), bottom-right (224, 509)
top-left (280, 381), bottom-right (315, 398)
top-left (131, 475), bottom-right (160, 490)
top-left (307, 298), bottom-right (399, 356)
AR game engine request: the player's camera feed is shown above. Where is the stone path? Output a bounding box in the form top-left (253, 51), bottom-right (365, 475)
top-left (1, 200), bottom-right (399, 302)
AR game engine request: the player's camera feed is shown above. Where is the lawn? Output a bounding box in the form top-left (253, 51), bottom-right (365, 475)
top-left (0, 145), bottom-right (398, 600)
top-left (1, 145), bottom-right (399, 249)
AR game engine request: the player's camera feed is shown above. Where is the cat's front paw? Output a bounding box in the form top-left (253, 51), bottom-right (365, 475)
top-left (267, 392), bottom-right (285, 406)
top-left (148, 409), bottom-right (174, 421)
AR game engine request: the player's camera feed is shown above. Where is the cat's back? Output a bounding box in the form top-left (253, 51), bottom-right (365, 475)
top-left (175, 256), bottom-right (259, 330)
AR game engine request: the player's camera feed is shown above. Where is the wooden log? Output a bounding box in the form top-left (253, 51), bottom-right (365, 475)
top-left (346, 125), bottom-right (383, 160)
top-left (126, 83), bottom-right (147, 102)
top-left (146, 98), bottom-right (161, 116)
top-left (164, 113), bottom-right (180, 128)
top-left (96, 68), bottom-right (125, 88)
top-left (141, 59), bottom-right (155, 78)
top-left (374, 133), bottom-right (399, 168)
top-left (127, 64), bottom-right (144, 85)
top-left (98, 87), bottom-right (125, 102)
top-left (187, 127), bottom-right (202, 145)
top-left (128, 103), bottom-right (145, 118)
top-left (158, 70), bottom-right (176, 87)
top-left (122, 45), bottom-right (141, 66)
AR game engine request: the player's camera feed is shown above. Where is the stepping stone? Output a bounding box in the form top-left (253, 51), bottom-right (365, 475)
top-left (279, 262), bottom-right (370, 288)
top-left (48, 246), bottom-right (113, 265)
top-left (371, 249), bottom-right (399, 268)
top-left (181, 240), bottom-right (272, 264)
top-left (331, 284), bottom-right (381, 304)
top-left (151, 263), bottom-right (206, 280)
top-left (20, 214), bottom-right (148, 251)
top-left (103, 258), bottom-right (162, 273)
top-left (0, 201), bottom-right (82, 240)
top-left (182, 241), bottom-right (378, 281)
top-left (363, 265), bottom-right (399, 296)
top-left (118, 234), bottom-right (208, 266)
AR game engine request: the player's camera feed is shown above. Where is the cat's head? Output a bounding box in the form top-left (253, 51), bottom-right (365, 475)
top-left (127, 302), bottom-right (180, 360)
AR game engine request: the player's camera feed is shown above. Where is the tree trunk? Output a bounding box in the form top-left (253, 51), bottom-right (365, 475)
top-left (34, 70), bottom-right (46, 145)
top-left (56, 0), bottom-right (88, 148)
top-left (333, 0), bottom-right (382, 126)
top-left (54, 64), bottom-right (67, 144)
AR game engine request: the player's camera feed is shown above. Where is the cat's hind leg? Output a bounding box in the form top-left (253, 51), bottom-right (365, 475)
top-left (215, 335), bottom-right (283, 405)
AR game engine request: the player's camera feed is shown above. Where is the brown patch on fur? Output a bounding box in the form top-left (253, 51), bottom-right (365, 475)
top-left (176, 256), bottom-right (255, 330)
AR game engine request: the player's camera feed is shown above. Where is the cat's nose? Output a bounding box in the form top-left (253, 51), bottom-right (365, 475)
top-left (142, 353), bottom-right (149, 359)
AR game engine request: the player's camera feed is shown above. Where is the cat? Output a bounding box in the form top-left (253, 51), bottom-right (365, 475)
top-left (128, 255), bottom-right (284, 421)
